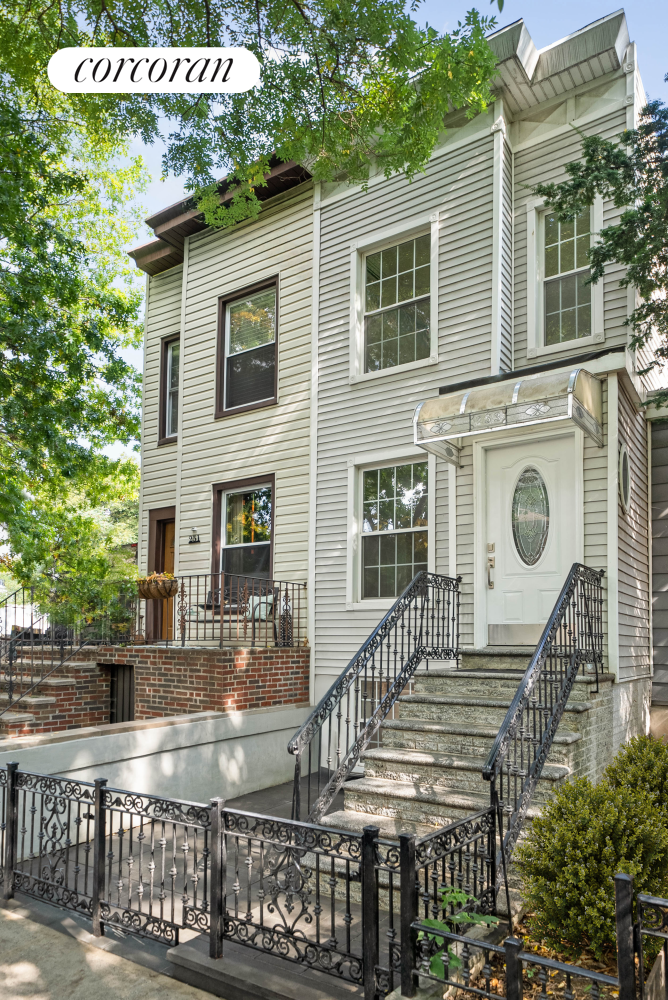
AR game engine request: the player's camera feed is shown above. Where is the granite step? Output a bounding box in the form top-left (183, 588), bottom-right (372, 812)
top-left (361, 747), bottom-right (569, 801)
top-left (412, 668), bottom-right (603, 703)
top-left (396, 693), bottom-right (590, 730)
top-left (320, 809), bottom-right (436, 840)
top-left (381, 717), bottom-right (581, 766)
top-left (342, 777), bottom-right (543, 828)
top-left (459, 647), bottom-right (534, 671)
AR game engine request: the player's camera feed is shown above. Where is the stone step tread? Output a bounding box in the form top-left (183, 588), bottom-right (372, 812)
top-left (345, 777), bottom-right (542, 819)
top-left (0, 711), bottom-right (36, 723)
top-left (0, 693), bottom-right (57, 706)
top-left (0, 677), bottom-right (76, 689)
top-left (382, 718), bottom-right (582, 744)
top-left (362, 746), bottom-right (571, 781)
top-left (417, 668), bottom-right (606, 686)
top-left (321, 810), bottom-right (436, 839)
top-left (398, 693), bottom-right (590, 713)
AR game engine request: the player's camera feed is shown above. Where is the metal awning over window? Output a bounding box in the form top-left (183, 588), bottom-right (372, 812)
top-left (414, 368), bottom-right (603, 464)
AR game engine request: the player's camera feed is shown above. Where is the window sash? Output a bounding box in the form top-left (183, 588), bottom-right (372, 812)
top-left (165, 341), bottom-right (179, 438)
top-left (220, 485), bottom-right (272, 576)
top-left (222, 286), bottom-right (277, 411)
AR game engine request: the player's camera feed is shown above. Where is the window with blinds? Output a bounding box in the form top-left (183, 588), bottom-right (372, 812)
top-left (220, 285), bottom-right (277, 413)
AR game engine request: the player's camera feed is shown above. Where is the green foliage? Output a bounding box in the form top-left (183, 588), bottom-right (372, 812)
top-left (3, 1), bottom-right (499, 229)
top-left (605, 735), bottom-right (668, 817)
top-left (516, 776), bottom-right (668, 959)
top-left (418, 885), bottom-right (500, 979)
top-left (532, 87), bottom-right (668, 400)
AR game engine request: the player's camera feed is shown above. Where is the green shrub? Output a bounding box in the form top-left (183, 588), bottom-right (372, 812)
top-left (605, 735), bottom-right (668, 816)
top-left (515, 776), bottom-right (668, 958)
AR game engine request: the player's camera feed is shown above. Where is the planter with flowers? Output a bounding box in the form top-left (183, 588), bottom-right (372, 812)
top-left (137, 572), bottom-right (179, 601)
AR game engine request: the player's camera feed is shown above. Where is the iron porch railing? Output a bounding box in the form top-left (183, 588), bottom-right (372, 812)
top-left (129, 572), bottom-right (307, 649)
top-left (288, 570), bottom-right (461, 823)
top-left (482, 562), bottom-right (604, 874)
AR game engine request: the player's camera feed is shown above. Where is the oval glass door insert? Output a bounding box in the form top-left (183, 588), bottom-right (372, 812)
top-left (511, 466), bottom-right (550, 566)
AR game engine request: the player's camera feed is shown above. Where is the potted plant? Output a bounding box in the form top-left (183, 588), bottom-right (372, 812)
top-left (137, 572), bottom-right (179, 600)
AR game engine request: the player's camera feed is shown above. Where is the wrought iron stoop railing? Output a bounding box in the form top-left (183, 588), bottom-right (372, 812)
top-left (482, 562), bottom-right (604, 878)
top-left (288, 571), bottom-right (461, 822)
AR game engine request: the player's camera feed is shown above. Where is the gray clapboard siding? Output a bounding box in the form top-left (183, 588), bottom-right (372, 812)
top-left (652, 421), bottom-right (668, 703)
top-left (314, 132), bottom-right (495, 679)
top-left (175, 185), bottom-right (313, 584)
top-left (513, 106), bottom-right (628, 368)
top-left (139, 264), bottom-right (183, 571)
top-left (500, 138), bottom-right (513, 371)
top-left (617, 382), bottom-right (650, 681)
top-left (584, 379), bottom-right (609, 661)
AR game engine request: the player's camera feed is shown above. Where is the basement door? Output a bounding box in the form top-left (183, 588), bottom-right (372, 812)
top-left (485, 434), bottom-right (576, 646)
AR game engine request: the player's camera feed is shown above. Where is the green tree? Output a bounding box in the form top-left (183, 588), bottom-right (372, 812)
top-left (532, 89), bottom-right (668, 401)
top-left (3, 0), bottom-right (501, 228)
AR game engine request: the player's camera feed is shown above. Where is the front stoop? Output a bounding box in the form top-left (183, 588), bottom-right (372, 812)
top-left (167, 934), bottom-right (362, 1000)
top-left (322, 650), bottom-right (614, 835)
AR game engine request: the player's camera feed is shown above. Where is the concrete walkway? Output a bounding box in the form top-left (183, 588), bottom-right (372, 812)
top-left (0, 905), bottom-right (216, 1000)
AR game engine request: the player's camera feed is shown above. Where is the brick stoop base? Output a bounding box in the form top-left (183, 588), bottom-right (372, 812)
top-left (0, 645), bottom-right (311, 738)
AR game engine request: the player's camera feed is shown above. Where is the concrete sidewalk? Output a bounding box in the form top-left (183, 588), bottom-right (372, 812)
top-left (0, 905), bottom-right (216, 1000)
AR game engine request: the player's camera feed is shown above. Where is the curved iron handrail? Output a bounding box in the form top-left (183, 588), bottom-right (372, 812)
top-left (288, 570), bottom-right (461, 822)
top-left (482, 561), bottom-right (604, 865)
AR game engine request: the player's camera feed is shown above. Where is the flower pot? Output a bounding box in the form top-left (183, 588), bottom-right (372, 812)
top-left (137, 577), bottom-right (179, 601)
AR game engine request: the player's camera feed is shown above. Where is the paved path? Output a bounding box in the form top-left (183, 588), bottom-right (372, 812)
top-left (0, 906), bottom-right (216, 1000)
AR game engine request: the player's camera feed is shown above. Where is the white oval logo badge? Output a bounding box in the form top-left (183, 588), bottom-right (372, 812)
top-left (48, 47), bottom-right (260, 93)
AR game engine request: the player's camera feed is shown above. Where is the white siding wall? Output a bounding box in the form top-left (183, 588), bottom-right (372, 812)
top-left (176, 186), bottom-right (313, 584)
top-left (139, 265), bottom-right (183, 571)
top-left (314, 131), bottom-right (495, 691)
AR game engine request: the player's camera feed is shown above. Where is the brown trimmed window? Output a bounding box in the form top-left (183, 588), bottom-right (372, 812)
top-left (159, 336), bottom-right (180, 442)
top-left (213, 476), bottom-right (274, 578)
top-left (217, 282), bottom-right (277, 416)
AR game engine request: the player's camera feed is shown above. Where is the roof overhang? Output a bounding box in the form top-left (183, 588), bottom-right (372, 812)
top-left (414, 368), bottom-right (603, 465)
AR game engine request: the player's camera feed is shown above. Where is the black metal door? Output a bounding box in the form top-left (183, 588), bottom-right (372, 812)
top-left (110, 665), bottom-right (135, 724)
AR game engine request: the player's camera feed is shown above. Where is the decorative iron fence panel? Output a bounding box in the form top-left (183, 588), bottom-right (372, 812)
top-left (637, 891), bottom-right (668, 1000)
top-left (222, 809), bottom-right (365, 986)
top-left (0, 765), bottom-right (6, 890)
top-left (11, 770), bottom-right (96, 915)
top-left (100, 787), bottom-right (212, 945)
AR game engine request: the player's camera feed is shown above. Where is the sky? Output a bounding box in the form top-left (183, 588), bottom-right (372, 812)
top-left (110, 0), bottom-right (666, 459)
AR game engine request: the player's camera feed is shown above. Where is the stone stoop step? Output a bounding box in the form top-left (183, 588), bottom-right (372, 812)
top-left (322, 656), bottom-right (611, 838)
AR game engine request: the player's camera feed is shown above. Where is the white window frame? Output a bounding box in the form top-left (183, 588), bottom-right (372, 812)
top-left (526, 196), bottom-right (604, 359)
top-left (345, 446), bottom-right (436, 610)
top-left (220, 481), bottom-right (273, 575)
top-left (349, 214), bottom-right (440, 384)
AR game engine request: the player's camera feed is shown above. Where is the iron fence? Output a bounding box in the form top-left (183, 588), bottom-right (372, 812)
top-left (289, 571), bottom-right (461, 822)
top-left (637, 890), bottom-right (668, 1000)
top-left (129, 572), bottom-right (307, 649)
top-left (482, 563), bottom-right (604, 872)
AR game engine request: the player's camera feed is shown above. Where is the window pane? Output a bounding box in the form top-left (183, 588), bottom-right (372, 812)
top-left (545, 213), bottom-right (559, 247)
top-left (228, 288), bottom-right (276, 355)
top-left (226, 488), bottom-right (272, 545)
top-left (378, 499), bottom-right (394, 531)
top-left (167, 389), bottom-right (178, 437)
top-left (365, 282), bottom-right (380, 313)
top-left (396, 531), bottom-right (412, 564)
top-left (560, 238), bottom-right (575, 273)
top-left (363, 470), bottom-right (378, 502)
top-left (366, 252), bottom-right (381, 282)
top-left (545, 244), bottom-right (559, 278)
top-left (561, 274), bottom-right (576, 310)
top-left (398, 269), bottom-right (414, 302)
top-left (545, 311), bottom-right (560, 345)
top-left (399, 335), bottom-right (414, 366)
top-left (223, 543), bottom-right (270, 578)
top-left (398, 240), bottom-right (414, 272)
top-left (399, 303), bottom-right (416, 335)
top-left (366, 314), bottom-right (382, 344)
top-left (577, 304), bottom-right (591, 337)
top-left (382, 337), bottom-right (398, 368)
top-left (379, 466), bottom-right (394, 499)
top-left (414, 265), bottom-right (430, 297)
top-left (576, 234), bottom-right (590, 269)
top-left (415, 234), bottom-right (430, 267)
top-left (168, 342), bottom-right (180, 389)
top-left (416, 328), bottom-right (430, 360)
top-left (576, 207), bottom-right (590, 236)
top-left (226, 342), bottom-right (275, 409)
top-left (381, 247), bottom-right (397, 277)
top-left (363, 501), bottom-right (378, 532)
top-left (381, 276), bottom-right (397, 308)
top-left (365, 339), bottom-right (382, 372)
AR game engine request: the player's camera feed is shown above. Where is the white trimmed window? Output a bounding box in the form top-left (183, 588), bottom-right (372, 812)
top-left (543, 208), bottom-right (591, 345)
top-left (526, 198), bottom-right (604, 359)
top-left (349, 215), bottom-right (439, 383)
top-left (364, 236), bottom-right (431, 373)
top-left (361, 461), bottom-right (428, 598)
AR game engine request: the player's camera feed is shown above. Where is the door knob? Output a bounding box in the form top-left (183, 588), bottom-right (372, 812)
top-left (487, 556), bottom-right (495, 589)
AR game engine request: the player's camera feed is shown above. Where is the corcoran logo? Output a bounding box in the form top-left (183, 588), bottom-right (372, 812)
top-left (48, 47), bottom-right (260, 93)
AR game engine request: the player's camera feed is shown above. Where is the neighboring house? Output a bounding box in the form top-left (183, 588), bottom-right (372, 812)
top-left (130, 10), bottom-right (661, 758)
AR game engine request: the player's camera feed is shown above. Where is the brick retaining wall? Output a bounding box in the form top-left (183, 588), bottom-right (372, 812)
top-left (1, 645), bottom-right (311, 738)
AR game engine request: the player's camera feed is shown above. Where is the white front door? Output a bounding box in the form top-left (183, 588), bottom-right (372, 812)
top-left (485, 434), bottom-right (577, 645)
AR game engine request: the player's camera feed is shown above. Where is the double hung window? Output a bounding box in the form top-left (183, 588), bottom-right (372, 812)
top-left (364, 235), bottom-right (430, 373)
top-left (361, 461), bottom-right (428, 598)
top-left (219, 285), bottom-right (277, 413)
top-left (160, 337), bottom-right (179, 442)
top-left (543, 209), bottom-right (591, 346)
top-left (221, 485), bottom-right (272, 577)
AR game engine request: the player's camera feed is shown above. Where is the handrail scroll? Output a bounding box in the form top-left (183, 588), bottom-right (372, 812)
top-left (288, 570), bottom-right (461, 822)
top-left (482, 561), bottom-right (604, 872)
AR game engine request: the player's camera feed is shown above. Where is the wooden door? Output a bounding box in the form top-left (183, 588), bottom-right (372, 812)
top-left (161, 520), bottom-right (175, 641)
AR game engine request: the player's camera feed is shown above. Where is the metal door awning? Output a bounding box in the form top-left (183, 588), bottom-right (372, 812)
top-left (414, 368), bottom-right (603, 464)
